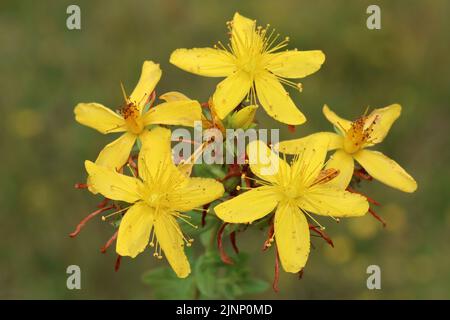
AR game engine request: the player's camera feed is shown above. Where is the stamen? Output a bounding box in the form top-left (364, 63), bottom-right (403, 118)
top-left (101, 205), bottom-right (132, 221)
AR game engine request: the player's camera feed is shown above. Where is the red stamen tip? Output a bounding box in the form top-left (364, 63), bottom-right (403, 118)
top-left (74, 183), bottom-right (88, 189)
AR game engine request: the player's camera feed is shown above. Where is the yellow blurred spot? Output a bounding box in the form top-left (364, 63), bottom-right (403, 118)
top-left (381, 203), bottom-right (407, 232)
top-left (347, 215), bottom-right (379, 240)
top-left (324, 235), bottom-right (354, 265)
top-left (9, 109), bottom-right (43, 138)
top-left (22, 180), bottom-right (54, 213)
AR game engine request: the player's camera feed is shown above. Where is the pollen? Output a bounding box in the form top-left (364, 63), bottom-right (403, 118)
top-left (343, 115), bottom-right (378, 154)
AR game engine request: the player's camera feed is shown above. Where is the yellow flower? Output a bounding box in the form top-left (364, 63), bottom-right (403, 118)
top-left (279, 104), bottom-right (418, 192)
top-left (74, 61), bottom-right (202, 172)
top-left (85, 127), bottom-right (224, 278)
top-left (214, 138), bottom-right (368, 273)
top-left (170, 12), bottom-right (325, 125)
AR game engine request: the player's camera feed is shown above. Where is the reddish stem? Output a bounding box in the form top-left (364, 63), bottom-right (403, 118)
top-left (100, 230), bottom-right (118, 253)
top-left (287, 125), bottom-right (296, 133)
top-left (309, 224), bottom-right (334, 247)
top-left (69, 205), bottom-right (114, 238)
top-left (217, 223), bottom-right (233, 265)
top-left (369, 208), bottom-right (387, 228)
top-left (97, 198), bottom-right (110, 209)
top-left (115, 255), bottom-right (122, 272)
top-left (230, 231), bottom-right (239, 254)
top-left (346, 187), bottom-right (380, 206)
top-left (273, 246), bottom-right (280, 293)
top-left (74, 183), bottom-right (88, 189)
top-left (354, 169), bottom-right (373, 181)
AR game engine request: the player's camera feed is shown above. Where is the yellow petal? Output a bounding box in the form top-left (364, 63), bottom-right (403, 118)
top-left (231, 12), bottom-right (259, 56)
top-left (154, 214), bottom-right (191, 278)
top-left (366, 104), bottom-right (401, 144)
top-left (265, 50), bottom-right (325, 79)
top-left (228, 105), bottom-right (258, 129)
top-left (95, 132), bottom-right (136, 171)
top-left (277, 132), bottom-right (343, 154)
top-left (170, 48), bottom-right (236, 77)
top-left (322, 104), bottom-right (351, 134)
top-left (116, 202), bottom-right (153, 258)
top-left (212, 70), bottom-right (252, 119)
top-left (215, 186), bottom-right (279, 223)
top-left (85, 160), bottom-right (144, 203)
top-left (247, 140), bottom-right (290, 184)
top-left (170, 177), bottom-right (224, 212)
top-left (130, 61), bottom-right (162, 109)
top-left (142, 100), bottom-right (202, 128)
top-left (289, 135), bottom-right (329, 187)
top-left (138, 127), bottom-right (185, 184)
top-left (255, 71), bottom-right (306, 125)
top-left (325, 149), bottom-right (355, 189)
top-left (354, 149), bottom-right (417, 192)
top-left (74, 103), bottom-right (125, 134)
top-left (274, 201), bottom-right (310, 273)
top-left (159, 91), bottom-right (191, 102)
top-left (298, 185), bottom-right (369, 217)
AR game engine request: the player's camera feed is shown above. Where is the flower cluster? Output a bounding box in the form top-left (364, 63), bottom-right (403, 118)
top-left (71, 13), bottom-right (417, 290)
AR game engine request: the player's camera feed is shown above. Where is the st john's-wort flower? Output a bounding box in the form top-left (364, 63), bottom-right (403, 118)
top-left (214, 138), bottom-right (369, 273)
top-left (278, 104), bottom-right (418, 192)
top-left (170, 12), bottom-right (325, 125)
top-left (85, 127), bottom-right (224, 278)
top-left (74, 61), bottom-right (202, 173)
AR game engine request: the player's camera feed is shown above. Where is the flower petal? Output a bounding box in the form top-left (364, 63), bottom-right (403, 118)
top-left (74, 103), bottom-right (125, 134)
top-left (277, 132), bottom-right (343, 154)
top-left (366, 104), bottom-right (401, 144)
top-left (212, 70), bottom-right (252, 119)
top-left (116, 202), bottom-right (154, 258)
top-left (274, 202), bottom-right (310, 273)
top-left (228, 104), bottom-right (258, 129)
top-left (325, 149), bottom-right (354, 189)
top-left (142, 100), bottom-right (202, 128)
top-left (289, 135), bottom-right (329, 187)
top-left (265, 50), bottom-right (325, 79)
top-left (215, 186), bottom-right (279, 224)
top-left (170, 48), bottom-right (236, 77)
top-left (255, 71), bottom-right (306, 125)
top-left (85, 160), bottom-right (144, 203)
top-left (138, 127), bottom-right (185, 185)
top-left (298, 185), bottom-right (369, 217)
top-left (130, 61), bottom-right (162, 109)
top-left (95, 132), bottom-right (136, 171)
top-left (247, 140), bottom-right (290, 184)
top-left (354, 149), bottom-right (417, 192)
top-left (322, 104), bottom-right (351, 135)
top-left (155, 214), bottom-right (191, 278)
top-left (231, 12), bottom-right (259, 56)
top-left (170, 177), bottom-right (224, 212)
top-left (159, 91), bottom-right (191, 102)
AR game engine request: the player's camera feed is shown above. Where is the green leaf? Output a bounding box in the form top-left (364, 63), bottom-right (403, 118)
top-left (142, 267), bottom-right (196, 299)
top-left (194, 251), bottom-right (269, 299)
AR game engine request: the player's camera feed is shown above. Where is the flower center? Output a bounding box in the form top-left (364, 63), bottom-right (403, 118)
top-left (121, 102), bottom-right (144, 135)
top-left (282, 184), bottom-right (300, 200)
top-left (343, 116), bottom-right (376, 154)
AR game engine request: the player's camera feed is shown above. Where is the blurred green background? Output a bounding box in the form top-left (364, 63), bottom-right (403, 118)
top-left (1, 0), bottom-right (449, 299)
